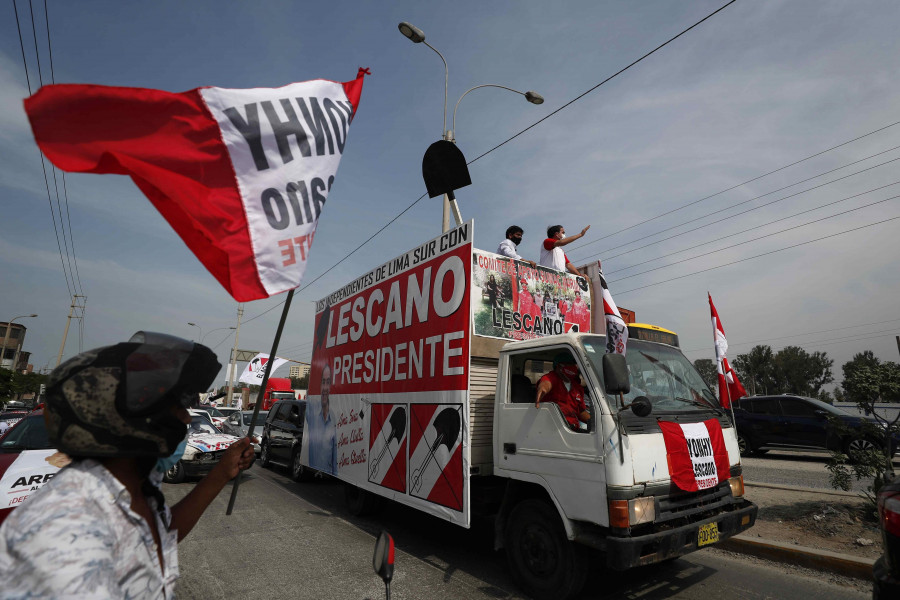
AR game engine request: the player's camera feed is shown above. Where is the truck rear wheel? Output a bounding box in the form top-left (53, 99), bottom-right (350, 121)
top-left (344, 483), bottom-right (383, 516)
top-left (504, 499), bottom-right (588, 600)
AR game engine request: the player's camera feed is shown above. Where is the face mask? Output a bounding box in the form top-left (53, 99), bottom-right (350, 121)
top-left (559, 233), bottom-right (566, 239)
top-left (512, 236), bottom-right (522, 246)
top-left (560, 364), bottom-right (579, 379)
top-left (155, 437), bottom-right (188, 473)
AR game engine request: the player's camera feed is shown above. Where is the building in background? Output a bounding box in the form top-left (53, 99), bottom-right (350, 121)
top-left (289, 364), bottom-right (310, 379)
top-left (0, 322), bottom-right (31, 372)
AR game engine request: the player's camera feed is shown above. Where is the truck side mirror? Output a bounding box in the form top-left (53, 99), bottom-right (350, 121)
top-left (602, 353), bottom-right (631, 395)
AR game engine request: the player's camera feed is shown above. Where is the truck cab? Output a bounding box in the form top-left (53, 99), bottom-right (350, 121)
top-left (482, 332), bottom-right (756, 598)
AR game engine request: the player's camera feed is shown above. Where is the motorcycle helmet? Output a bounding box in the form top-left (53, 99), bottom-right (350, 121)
top-left (45, 331), bottom-right (220, 458)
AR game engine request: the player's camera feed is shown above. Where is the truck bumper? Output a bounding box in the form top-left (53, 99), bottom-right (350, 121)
top-left (605, 500), bottom-right (758, 570)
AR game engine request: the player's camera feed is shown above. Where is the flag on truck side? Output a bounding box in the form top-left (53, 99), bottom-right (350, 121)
top-left (708, 293), bottom-right (747, 408)
top-left (598, 262), bottom-right (628, 354)
top-left (23, 70), bottom-right (368, 302)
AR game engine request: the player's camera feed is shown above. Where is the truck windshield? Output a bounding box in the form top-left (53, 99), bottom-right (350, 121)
top-left (270, 392), bottom-right (294, 400)
top-left (581, 337), bottom-right (720, 414)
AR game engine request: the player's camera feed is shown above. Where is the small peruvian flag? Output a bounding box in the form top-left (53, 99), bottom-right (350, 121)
top-left (708, 293), bottom-right (747, 409)
top-left (598, 261), bottom-right (628, 354)
top-left (24, 70), bottom-right (368, 301)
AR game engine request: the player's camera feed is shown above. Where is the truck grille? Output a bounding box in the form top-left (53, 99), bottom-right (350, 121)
top-left (655, 482), bottom-right (733, 525)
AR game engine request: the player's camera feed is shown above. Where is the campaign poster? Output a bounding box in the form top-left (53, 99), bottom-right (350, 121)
top-left (0, 449), bottom-right (70, 510)
top-left (471, 250), bottom-right (592, 341)
top-left (306, 222), bottom-right (472, 527)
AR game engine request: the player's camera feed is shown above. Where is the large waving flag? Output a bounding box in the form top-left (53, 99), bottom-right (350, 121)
top-left (598, 262), bottom-right (628, 354)
top-left (24, 70), bottom-right (368, 301)
top-left (239, 353), bottom-right (289, 385)
top-left (708, 293), bottom-right (747, 408)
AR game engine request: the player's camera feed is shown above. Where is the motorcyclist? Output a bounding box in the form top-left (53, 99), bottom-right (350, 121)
top-left (0, 332), bottom-right (256, 598)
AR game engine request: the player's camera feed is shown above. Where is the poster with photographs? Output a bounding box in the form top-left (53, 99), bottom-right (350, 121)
top-left (471, 250), bottom-right (592, 341)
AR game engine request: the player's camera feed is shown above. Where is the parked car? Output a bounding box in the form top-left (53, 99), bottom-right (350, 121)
top-left (0, 409), bottom-right (68, 526)
top-left (733, 395), bottom-right (900, 456)
top-left (217, 407), bottom-right (241, 420)
top-left (222, 410), bottom-right (268, 455)
top-left (875, 475), bottom-right (900, 598)
top-left (259, 399), bottom-right (308, 481)
top-left (163, 413), bottom-right (242, 484)
top-left (195, 405), bottom-right (227, 430)
top-left (0, 410), bottom-right (29, 432)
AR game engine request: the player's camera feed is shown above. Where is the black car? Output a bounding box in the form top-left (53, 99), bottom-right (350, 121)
top-left (875, 476), bottom-right (900, 598)
top-left (733, 395), bottom-right (900, 456)
top-left (259, 399), bottom-right (309, 481)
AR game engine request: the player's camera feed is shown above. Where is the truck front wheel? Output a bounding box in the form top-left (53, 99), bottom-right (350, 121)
top-left (504, 499), bottom-right (588, 600)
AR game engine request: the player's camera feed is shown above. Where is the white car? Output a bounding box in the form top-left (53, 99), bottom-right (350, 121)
top-left (163, 413), bottom-right (241, 483)
top-left (193, 406), bottom-right (227, 430)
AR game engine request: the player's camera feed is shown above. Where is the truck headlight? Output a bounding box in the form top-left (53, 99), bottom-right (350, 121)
top-left (728, 475), bottom-right (744, 498)
top-left (628, 497), bottom-right (655, 525)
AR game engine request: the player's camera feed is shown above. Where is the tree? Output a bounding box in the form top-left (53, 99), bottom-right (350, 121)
top-left (827, 351), bottom-right (900, 503)
top-left (290, 374), bottom-right (309, 390)
top-left (732, 345), bottom-right (774, 396)
top-left (693, 359), bottom-right (717, 390)
top-left (770, 346), bottom-right (833, 396)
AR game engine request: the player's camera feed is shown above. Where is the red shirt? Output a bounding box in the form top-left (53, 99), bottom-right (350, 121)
top-left (539, 371), bottom-right (586, 428)
top-left (542, 239), bottom-right (570, 264)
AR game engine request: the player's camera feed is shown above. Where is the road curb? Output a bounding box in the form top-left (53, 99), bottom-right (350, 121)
top-left (744, 481), bottom-right (862, 498)
top-left (720, 534), bottom-right (875, 581)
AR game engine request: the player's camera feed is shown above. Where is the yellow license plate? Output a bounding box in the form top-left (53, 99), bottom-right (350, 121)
top-left (697, 522), bottom-right (720, 547)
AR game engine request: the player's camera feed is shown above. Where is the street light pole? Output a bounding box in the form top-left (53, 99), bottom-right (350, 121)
top-left (187, 322), bottom-right (202, 342)
top-left (398, 22), bottom-right (544, 233)
top-left (2, 314), bottom-right (38, 372)
top-left (200, 326), bottom-right (236, 344)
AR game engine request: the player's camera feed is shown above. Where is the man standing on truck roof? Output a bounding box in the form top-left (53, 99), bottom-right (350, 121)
top-left (496, 225), bottom-right (537, 268)
top-left (535, 353), bottom-right (591, 431)
top-left (539, 224), bottom-right (590, 276)
top-left (307, 364), bottom-right (337, 475)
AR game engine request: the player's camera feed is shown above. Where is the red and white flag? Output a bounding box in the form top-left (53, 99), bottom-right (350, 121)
top-left (238, 353), bottom-right (289, 385)
top-left (24, 70), bottom-right (368, 301)
top-left (598, 262), bottom-right (628, 354)
top-left (658, 419), bottom-right (731, 492)
top-left (708, 293), bottom-right (747, 408)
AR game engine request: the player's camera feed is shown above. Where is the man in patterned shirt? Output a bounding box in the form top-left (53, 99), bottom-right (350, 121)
top-left (0, 332), bottom-right (256, 598)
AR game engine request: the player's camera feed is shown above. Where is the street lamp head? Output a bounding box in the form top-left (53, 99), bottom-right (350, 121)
top-left (398, 22), bottom-right (426, 43)
top-left (29, 314), bottom-right (38, 317)
top-left (525, 91), bottom-right (544, 105)
top-left (188, 322), bottom-right (197, 327)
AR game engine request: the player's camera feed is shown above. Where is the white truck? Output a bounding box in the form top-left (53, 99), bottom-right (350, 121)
top-left (301, 222), bottom-right (757, 599)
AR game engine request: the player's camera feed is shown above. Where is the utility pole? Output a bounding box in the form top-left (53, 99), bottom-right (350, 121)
top-left (226, 303), bottom-right (244, 408)
top-left (55, 295), bottom-right (86, 367)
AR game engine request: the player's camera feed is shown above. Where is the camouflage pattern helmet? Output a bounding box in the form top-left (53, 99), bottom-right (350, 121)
top-left (45, 332), bottom-right (220, 458)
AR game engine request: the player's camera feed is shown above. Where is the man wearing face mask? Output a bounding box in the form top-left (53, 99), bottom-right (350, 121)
top-left (539, 224), bottom-right (591, 276)
top-left (535, 353), bottom-right (591, 432)
top-left (0, 332), bottom-right (256, 598)
top-left (496, 225), bottom-right (537, 268)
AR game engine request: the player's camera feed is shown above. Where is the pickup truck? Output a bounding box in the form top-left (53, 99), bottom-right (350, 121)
top-left (298, 222), bottom-right (756, 599)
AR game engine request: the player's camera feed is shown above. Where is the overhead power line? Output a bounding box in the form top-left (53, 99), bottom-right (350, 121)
top-left (608, 180), bottom-right (900, 275)
top-left (682, 318), bottom-right (900, 353)
top-left (570, 120), bottom-right (900, 251)
top-left (243, 2), bottom-right (740, 326)
top-left (609, 192), bottom-right (899, 282)
top-left (614, 214), bottom-right (900, 295)
top-left (574, 149), bottom-right (900, 261)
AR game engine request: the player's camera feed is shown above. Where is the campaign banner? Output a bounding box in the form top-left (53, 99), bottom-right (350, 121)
top-left (472, 249), bottom-right (592, 341)
top-left (306, 222), bottom-right (472, 526)
top-left (0, 450), bottom-right (70, 510)
top-left (238, 353), bottom-right (289, 385)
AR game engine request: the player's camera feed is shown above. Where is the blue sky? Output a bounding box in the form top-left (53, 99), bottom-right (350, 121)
top-left (2, 0), bottom-right (899, 389)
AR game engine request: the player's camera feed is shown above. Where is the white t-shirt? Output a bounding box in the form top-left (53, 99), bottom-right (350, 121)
top-left (496, 238), bottom-right (523, 260)
top-left (539, 238), bottom-right (567, 271)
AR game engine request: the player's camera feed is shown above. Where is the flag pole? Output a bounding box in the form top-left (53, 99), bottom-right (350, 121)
top-left (720, 357), bottom-right (736, 426)
top-left (226, 289), bottom-right (295, 515)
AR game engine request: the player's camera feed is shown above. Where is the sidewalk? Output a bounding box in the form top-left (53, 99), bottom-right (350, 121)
top-left (720, 481), bottom-right (880, 580)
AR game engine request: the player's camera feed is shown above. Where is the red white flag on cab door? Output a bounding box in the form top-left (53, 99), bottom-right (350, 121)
top-left (708, 293), bottom-right (747, 408)
top-left (598, 262), bottom-right (628, 354)
top-left (23, 70), bottom-right (368, 302)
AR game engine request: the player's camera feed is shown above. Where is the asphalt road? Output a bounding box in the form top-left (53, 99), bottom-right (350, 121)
top-left (165, 462), bottom-right (873, 599)
top-left (741, 449), bottom-right (900, 492)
